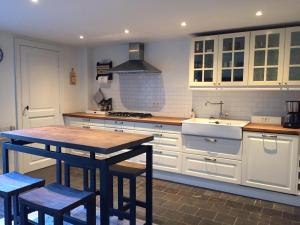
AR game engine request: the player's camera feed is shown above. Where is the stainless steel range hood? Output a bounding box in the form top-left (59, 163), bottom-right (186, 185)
top-left (109, 43), bottom-right (161, 74)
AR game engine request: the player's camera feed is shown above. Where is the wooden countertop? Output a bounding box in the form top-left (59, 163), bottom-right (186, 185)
top-left (0, 126), bottom-right (154, 154)
top-left (63, 112), bottom-right (186, 126)
top-left (243, 123), bottom-right (300, 135)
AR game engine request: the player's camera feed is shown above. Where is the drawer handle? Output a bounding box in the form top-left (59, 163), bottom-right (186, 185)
top-left (155, 125), bottom-right (163, 128)
top-left (262, 134), bottom-right (277, 139)
top-left (153, 133), bottom-right (163, 137)
top-left (114, 129), bottom-right (123, 132)
top-left (82, 125), bottom-right (90, 129)
top-left (154, 150), bottom-right (163, 154)
top-left (204, 157), bottom-right (217, 162)
top-left (204, 138), bottom-right (217, 143)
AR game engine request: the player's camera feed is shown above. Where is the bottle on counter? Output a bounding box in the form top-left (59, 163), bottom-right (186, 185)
top-left (190, 108), bottom-right (196, 119)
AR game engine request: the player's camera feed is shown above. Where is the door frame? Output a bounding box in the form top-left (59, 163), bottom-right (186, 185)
top-left (14, 38), bottom-right (63, 172)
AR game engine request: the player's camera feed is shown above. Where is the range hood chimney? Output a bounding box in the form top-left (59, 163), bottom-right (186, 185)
top-left (109, 43), bottom-right (161, 74)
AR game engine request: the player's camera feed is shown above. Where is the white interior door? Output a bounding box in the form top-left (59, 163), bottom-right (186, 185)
top-left (19, 44), bottom-right (61, 173)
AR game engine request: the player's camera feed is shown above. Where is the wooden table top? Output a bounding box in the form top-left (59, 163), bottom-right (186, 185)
top-left (243, 123), bottom-right (300, 135)
top-left (0, 125), bottom-right (154, 154)
top-left (63, 112), bottom-right (186, 126)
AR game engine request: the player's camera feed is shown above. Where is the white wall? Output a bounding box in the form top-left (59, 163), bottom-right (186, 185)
top-left (0, 31), bottom-right (86, 129)
top-left (88, 38), bottom-right (300, 120)
top-left (89, 38), bottom-right (193, 117)
top-left (0, 31), bottom-right (16, 129)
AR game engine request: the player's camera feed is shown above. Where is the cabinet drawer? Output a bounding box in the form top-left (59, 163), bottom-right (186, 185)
top-left (65, 117), bottom-right (89, 127)
top-left (105, 120), bottom-right (135, 130)
top-left (183, 135), bottom-right (242, 160)
top-left (134, 122), bottom-right (181, 133)
top-left (137, 150), bottom-right (182, 173)
top-left (182, 153), bottom-right (241, 184)
top-left (89, 119), bottom-right (106, 127)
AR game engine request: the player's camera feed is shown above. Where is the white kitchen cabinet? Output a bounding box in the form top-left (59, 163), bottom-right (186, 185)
top-left (248, 28), bottom-right (285, 86)
top-left (242, 132), bottom-right (299, 194)
top-left (137, 150), bottom-right (182, 173)
top-left (218, 32), bottom-right (250, 86)
top-left (189, 35), bottom-right (219, 87)
top-left (182, 153), bottom-right (241, 184)
top-left (284, 26), bottom-right (300, 86)
top-left (182, 135), bottom-right (242, 160)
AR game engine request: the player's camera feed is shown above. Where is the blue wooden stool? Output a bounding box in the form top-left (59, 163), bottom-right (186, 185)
top-left (110, 161), bottom-right (146, 225)
top-left (18, 183), bottom-right (96, 225)
top-left (0, 172), bottom-right (45, 225)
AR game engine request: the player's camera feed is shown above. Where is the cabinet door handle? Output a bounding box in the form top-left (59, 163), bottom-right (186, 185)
top-left (154, 150), bottom-right (163, 154)
top-left (153, 133), bottom-right (163, 137)
top-left (204, 157), bottom-right (217, 162)
top-left (114, 129), bottom-right (123, 132)
top-left (155, 124), bottom-right (163, 128)
top-left (82, 125), bottom-right (90, 129)
top-left (204, 138), bottom-right (217, 143)
top-left (262, 134), bottom-right (277, 139)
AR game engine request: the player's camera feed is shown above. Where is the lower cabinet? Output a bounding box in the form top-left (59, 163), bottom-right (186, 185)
top-left (182, 153), bottom-right (241, 184)
top-left (242, 132), bottom-right (299, 194)
top-left (137, 150), bottom-right (182, 173)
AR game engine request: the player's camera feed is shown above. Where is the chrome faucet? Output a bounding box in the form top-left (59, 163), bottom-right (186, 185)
top-left (205, 101), bottom-right (224, 119)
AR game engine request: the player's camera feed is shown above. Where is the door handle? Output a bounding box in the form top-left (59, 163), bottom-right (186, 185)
top-left (262, 134), bottom-right (277, 139)
top-left (154, 150), bottom-right (163, 154)
top-left (204, 157), bottom-right (217, 162)
top-left (22, 105), bottom-right (29, 116)
top-left (204, 138), bottom-right (217, 143)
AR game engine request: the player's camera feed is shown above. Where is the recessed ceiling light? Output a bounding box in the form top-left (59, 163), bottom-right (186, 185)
top-left (181, 21), bottom-right (187, 27)
top-left (124, 29), bottom-right (130, 34)
top-left (31, 0), bottom-right (39, 3)
top-left (256, 11), bottom-right (263, 16)
top-left (79, 35), bottom-right (84, 39)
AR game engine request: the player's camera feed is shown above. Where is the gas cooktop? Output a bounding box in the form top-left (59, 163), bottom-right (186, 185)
top-left (108, 112), bottom-right (153, 118)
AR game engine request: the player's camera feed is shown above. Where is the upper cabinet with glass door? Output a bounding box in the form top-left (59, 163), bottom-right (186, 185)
top-left (189, 36), bottom-right (218, 87)
top-left (248, 29), bottom-right (285, 86)
top-left (283, 27), bottom-right (300, 85)
top-left (218, 32), bottom-right (250, 86)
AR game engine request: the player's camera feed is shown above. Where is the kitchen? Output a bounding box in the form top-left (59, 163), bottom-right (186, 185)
top-left (0, 0), bottom-right (300, 225)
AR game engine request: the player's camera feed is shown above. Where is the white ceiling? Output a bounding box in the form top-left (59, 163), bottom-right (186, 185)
top-left (1, 0), bottom-right (300, 46)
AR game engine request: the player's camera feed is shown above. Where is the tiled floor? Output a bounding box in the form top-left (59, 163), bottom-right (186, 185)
top-left (1, 166), bottom-right (300, 225)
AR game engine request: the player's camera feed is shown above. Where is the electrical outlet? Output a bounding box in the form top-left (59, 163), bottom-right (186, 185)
top-left (251, 116), bottom-right (282, 125)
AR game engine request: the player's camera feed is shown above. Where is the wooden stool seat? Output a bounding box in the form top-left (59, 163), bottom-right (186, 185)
top-left (19, 183), bottom-right (94, 213)
top-left (110, 161), bottom-right (146, 177)
top-left (0, 172), bottom-right (44, 197)
top-left (19, 183), bottom-right (96, 225)
top-left (0, 172), bottom-right (45, 225)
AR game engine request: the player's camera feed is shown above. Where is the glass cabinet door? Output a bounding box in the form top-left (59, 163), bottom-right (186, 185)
top-left (190, 36), bottom-right (218, 87)
top-left (283, 27), bottom-right (300, 85)
top-left (249, 29), bottom-right (285, 86)
top-left (218, 32), bottom-right (250, 86)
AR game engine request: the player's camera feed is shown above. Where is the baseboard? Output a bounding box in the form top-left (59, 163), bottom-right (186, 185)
top-left (153, 170), bottom-right (300, 207)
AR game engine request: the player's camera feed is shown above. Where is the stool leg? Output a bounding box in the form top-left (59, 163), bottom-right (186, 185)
top-left (13, 195), bottom-right (19, 225)
top-left (38, 211), bottom-right (45, 225)
top-left (117, 176), bottom-right (124, 220)
top-left (19, 201), bottom-right (28, 225)
top-left (54, 215), bottom-right (63, 225)
top-left (129, 177), bottom-right (136, 225)
top-left (4, 196), bottom-right (12, 225)
top-left (86, 196), bottom-right (96, 225)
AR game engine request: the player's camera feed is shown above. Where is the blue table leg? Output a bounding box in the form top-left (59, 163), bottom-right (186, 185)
top-left (100, 161), bottom-right (110, 225)
top-left (2, 142), bottom-right (9, 173)
top-left (145, 145), bottom-right (153, 225)
top-left (56, 146), bottom-right (62, 184)
top-left (90, 152), bottom-right (96, 192)
top-left (64, 163), bottom-right (70, 187)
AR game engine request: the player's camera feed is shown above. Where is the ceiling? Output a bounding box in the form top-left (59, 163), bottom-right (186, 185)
top-left (1, 0), bottom-right (300, 46)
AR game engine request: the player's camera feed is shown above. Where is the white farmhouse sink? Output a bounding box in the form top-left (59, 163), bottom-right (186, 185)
top-left (182, 118), bottom-right (249, 140)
